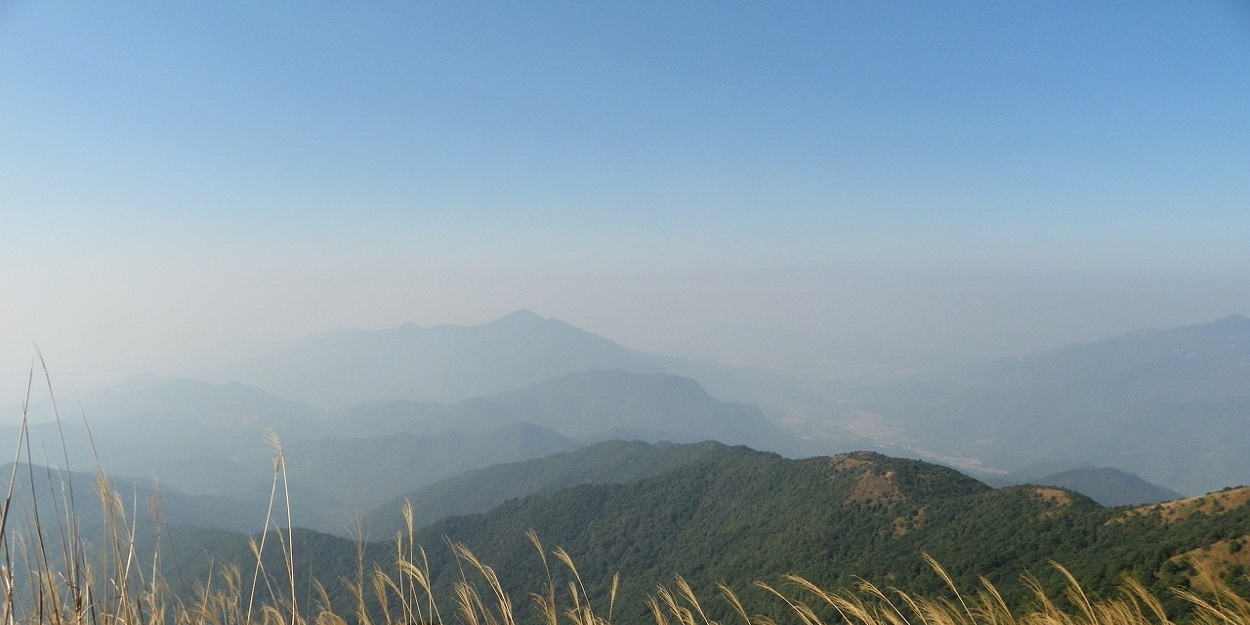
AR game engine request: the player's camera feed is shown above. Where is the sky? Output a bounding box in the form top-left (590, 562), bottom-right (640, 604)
top-left (2, 1), bottom-right (1248, 397)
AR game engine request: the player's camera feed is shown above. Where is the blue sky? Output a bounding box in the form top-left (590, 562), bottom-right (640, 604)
top-left (2, 1), bottom-right (1248, 392)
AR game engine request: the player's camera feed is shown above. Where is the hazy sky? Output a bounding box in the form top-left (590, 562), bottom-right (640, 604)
top-left (2, 1), bottom-right (1248, 396)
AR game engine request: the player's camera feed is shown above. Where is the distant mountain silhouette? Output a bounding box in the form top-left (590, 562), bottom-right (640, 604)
top-left (445, 370), bottom-right (792, 449)
top-left (843, 315), bottom-right (1250, 494)
top-left (282, 422), bottom-right (577, 522)
top-left (11, 314), bottom-right (1244, 543)
top-left (183, 310), bottom-right (880, 455)
top-left (1029, 466), bottom-right (1184, 506)
top-left (321, 369), bottom-right (807, 453)
top-left (0, 461), bottom-right (287, 536)
top-left (197, 310), bottom-right (665, 406)
top-left (0, 376), bottom-right (328, 485)
top-left (4, 367), bottom-right (808, 534)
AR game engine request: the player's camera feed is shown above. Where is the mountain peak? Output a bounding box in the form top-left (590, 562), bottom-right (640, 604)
top-left (200, 308), bottom-right (661, 406)
top-left (492, 309), bottom-right (547, 326)
top-left (822, 452), bottom-right (991, 504)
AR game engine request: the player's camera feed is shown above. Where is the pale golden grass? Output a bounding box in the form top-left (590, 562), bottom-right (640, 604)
top-left (1029, 488), bottom-right (1074, 507)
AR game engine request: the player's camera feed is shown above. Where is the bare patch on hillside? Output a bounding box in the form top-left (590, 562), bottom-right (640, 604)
top-left (849, 470), bottom-right (905, 505)
top-left (1030, 487), bottom-right (1074, 506)
top-left (826, 454), bottom-right (906, 506)
top-left (827, 454), bottom-right (873, 472)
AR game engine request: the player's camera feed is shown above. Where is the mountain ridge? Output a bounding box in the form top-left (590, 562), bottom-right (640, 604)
top-left (399, 447), bottom-right (1250, 621)
top-left (362, 439), bottom-right (733, 535)
top-left (841, 314), bottom-right (1249, 494)
top-left (196, 310), bottom-right (665, 407)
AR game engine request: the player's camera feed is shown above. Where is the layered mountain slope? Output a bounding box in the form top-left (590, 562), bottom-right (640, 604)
top-left (5, 370), bottom-right (797, 534)
top-left (282, 422), bottom-right (576, 516)
top-left (2, 376), bottom-right (327, 483)
top-left (198, 309), bottom-right (665, 406)
top-left (1029, 466), bottom-right (1184, 506)
top-left (363, 439), bottom-right (731, 535)
top-left (441, 370), bottom-right (790, 449)
top-left (0, 462), bottom-right (287, 538)
top-left (844, 315), bottom-right (1250, 494)
top-left (326, 369), bottom-right (805, 454)
top-left (191, 311), bottom-right (1248, 495)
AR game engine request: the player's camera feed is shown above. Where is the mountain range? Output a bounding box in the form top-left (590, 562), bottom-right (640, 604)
top-left (3, 366), bottom-right (804, 533)
top-left (2, 310), bottom-right (1245, 624)
top-left (830, 314), bottom-right (1250, 494)
top-left (5, 311), bottom-right (1245, 538)
top-left (194, 309), bottom-right (665, 406)
top-left (185, 310), bottom-right (1250, 496)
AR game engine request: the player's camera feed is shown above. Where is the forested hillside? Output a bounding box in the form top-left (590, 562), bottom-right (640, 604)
top-left (6, 445), bottom-right (1247, 622)
top-left (395, 448), bottom-right (1250, 620)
